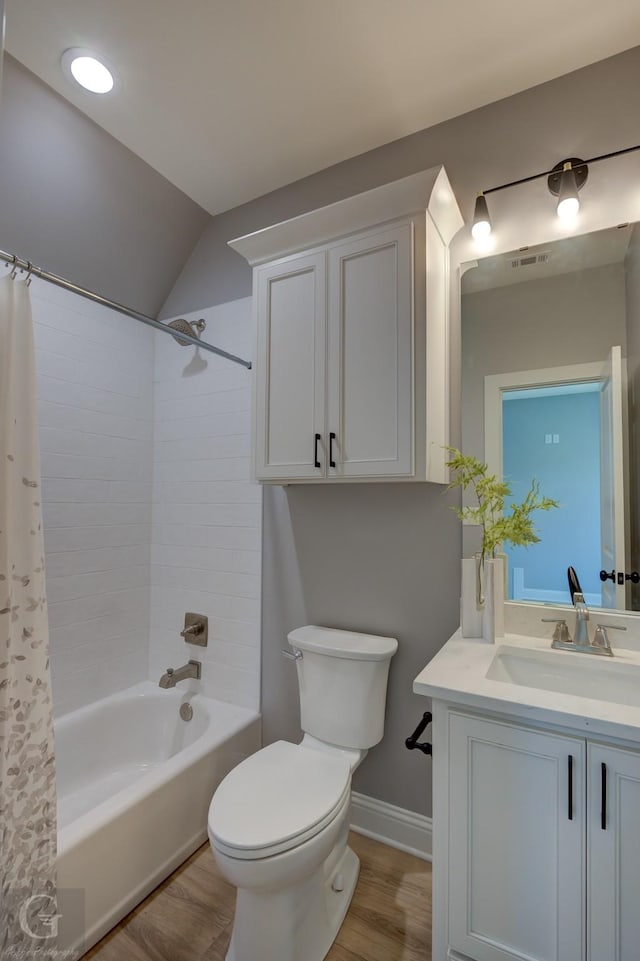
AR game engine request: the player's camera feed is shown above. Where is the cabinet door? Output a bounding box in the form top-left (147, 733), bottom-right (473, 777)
top-left (327, 223), bottom-right (413, 478)
top-left (449, 713), bottom-right (585, 961)
top-left (254, 252), bottom-right (326, 480)
top-left (588, 742), bottom-right (640, 961)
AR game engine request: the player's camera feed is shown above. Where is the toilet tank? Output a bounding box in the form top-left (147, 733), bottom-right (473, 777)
top-left (288, 626), bottom-right (398, 750)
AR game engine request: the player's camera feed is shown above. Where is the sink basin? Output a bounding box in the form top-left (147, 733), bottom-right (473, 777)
top-left (486, 645), bottom-right (640, 708)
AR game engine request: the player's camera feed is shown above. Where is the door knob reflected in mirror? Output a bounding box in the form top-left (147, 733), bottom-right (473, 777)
top-left (600, 570), bottom-right (640, 585)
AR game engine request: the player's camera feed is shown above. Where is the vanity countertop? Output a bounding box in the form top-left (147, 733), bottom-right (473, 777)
top-left (414, 629), bottom-right (640, 743)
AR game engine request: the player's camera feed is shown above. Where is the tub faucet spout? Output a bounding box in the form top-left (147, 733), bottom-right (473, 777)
top-left (159, 660), bottom-right (201, 688)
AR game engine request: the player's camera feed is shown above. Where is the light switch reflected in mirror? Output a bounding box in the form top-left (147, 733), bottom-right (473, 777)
top-left (461, 222), bottom-right (640, 613)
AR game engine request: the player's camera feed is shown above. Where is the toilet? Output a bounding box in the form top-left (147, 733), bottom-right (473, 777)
top-left (208, 624), bottom-right (398, 961)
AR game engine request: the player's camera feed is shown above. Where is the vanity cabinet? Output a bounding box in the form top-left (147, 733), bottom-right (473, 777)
top-left (447, 712), bottom-right (585, 961)
top-left (435, 706), bottom-right (640, 961)
top-left (587, 743), bottom-right (640, 961)
top-left (228, 167), bottom-right (463, 484)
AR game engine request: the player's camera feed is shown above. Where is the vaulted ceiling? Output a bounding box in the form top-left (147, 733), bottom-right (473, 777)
top-left (5, 1), bottom-right (640, 215)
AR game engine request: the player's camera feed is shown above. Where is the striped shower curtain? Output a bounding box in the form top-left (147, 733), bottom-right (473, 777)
top-left (0, 272), bottom-right (58, 958)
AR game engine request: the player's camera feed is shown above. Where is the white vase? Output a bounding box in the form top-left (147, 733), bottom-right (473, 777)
top-left (461, 555), bottom-right (483, 638)
top-left (482, 556), bottom-right (505, 643)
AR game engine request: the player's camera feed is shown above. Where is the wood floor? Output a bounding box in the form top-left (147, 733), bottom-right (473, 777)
top-left (85, 832), bottom-right (432, 961)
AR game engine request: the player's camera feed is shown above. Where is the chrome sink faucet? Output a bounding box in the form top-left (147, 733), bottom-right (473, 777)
top-left (542, 598), bottom-right (626, 657)
top-left (543, 564), bottom-right (623, 656)
top-left (159, 660), bottom-right (202, 688)
top-left (572, 591), bottom-right (590, 647)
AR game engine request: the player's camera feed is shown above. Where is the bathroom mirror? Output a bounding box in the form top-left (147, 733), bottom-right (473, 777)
top-left (460, 220), bottom-right (640, 612)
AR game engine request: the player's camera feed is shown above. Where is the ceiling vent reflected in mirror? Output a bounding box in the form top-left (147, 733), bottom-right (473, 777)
top-left (463, 223), bottom-right (634, 294)
top-left (509, 252), bottom-right (550, 270)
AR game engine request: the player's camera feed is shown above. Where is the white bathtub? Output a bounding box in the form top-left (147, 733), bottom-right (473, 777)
top-left (55, 681), bottom-right (261, 958)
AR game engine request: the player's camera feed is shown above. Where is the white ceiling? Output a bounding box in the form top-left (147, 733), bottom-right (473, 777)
top-left (5, 1), bottom-right (640, 216)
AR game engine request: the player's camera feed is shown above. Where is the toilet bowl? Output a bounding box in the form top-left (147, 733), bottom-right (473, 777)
top-left (209, 740), bottom-right (358, 961)
top-left (208, 625), bottom-right (398, 961)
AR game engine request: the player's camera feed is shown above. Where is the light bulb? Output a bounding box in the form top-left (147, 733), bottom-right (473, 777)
top-left (472, 219), bottom-right (491, 240)
top-left (556, 163), bottom-right (580, 220)
top-left (61, 49), bottom-right (114, 94)
top-left (472, 193), bottom-right (492, 240)
top-left (557, 195), bottom-right (580, 220)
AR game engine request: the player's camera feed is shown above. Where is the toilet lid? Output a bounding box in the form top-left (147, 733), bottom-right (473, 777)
top-left (209, 741), bottom-right (351, 859)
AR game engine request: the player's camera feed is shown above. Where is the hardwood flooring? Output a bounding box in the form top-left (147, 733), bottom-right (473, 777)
top-left (84, 832), bottom-right (432, 961)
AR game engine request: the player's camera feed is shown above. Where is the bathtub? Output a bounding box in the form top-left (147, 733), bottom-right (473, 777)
top-left (54, 681), bottom-right (261, 958)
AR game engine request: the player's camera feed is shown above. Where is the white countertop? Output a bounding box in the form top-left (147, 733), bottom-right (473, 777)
top-left (413, 629), bottom-right (640, 744)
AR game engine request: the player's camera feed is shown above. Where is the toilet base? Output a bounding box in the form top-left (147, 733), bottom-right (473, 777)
top-left (225, 844), bottom-right (360, 961)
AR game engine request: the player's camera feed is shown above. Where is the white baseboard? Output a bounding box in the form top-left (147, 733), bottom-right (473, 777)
top-left (349, 791), bottom-right (432, 862)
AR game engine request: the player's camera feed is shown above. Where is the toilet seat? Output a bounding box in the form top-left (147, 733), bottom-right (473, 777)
top-left (209, 740), bottom-right (351, 860)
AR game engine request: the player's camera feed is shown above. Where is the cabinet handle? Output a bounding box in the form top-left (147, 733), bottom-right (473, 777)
top-left (329, 432), bottom-right (336, 469)
top-left (568, 755), bottom-right (573, 821)
top-left (314, 433), bottom-right (321, 469)
top-left (601, 762), bottom-right (607, 830)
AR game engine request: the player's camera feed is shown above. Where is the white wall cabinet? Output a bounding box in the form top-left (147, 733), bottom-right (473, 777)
top-left (229, 167), bottom-right (463, 484)
top-left (433, 704), bottom-right (640, 961)
top-left (254, 251), bottom-right (327, 481)
top-left (326, 223), bottom-right (413, 478)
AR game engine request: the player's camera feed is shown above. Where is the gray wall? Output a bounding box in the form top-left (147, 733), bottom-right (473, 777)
top-left (0, 56), bottom-right (209, 317)
top-left (262, 484), bottom-right (460, 813)
top-left (163, 46), bottom-right (640, 817)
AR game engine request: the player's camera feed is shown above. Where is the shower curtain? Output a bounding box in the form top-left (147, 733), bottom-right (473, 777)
top-left (0, 274), bottom-right (58, 957)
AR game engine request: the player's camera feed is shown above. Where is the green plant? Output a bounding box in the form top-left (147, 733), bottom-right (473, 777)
top-left (445, 447), bottom-right (559, 563)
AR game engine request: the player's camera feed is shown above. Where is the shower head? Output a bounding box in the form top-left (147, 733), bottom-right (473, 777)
top-left (166, 318), bottom-right (207, 346)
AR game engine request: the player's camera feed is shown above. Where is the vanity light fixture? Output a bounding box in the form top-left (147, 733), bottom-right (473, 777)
top-left (547, 158), bottom-right (588, 220)
top-left (61, 48), bottom-right (114, 94)
top-left (471, 144), bottom-right (640, 242)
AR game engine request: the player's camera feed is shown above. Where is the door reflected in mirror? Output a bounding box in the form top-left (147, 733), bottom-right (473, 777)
top-left (461, 222), bottom-right (640, 613)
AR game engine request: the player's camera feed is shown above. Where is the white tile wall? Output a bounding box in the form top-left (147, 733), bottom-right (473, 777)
top-left (28, 277), bottom-right (259, 716)
top-left (149, 298), bottom-right (261, 710)
top-left (30, 279), bottom-right (154, 716)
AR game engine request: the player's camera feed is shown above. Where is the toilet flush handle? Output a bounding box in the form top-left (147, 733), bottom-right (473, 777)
top-left (281, 648), bottom-right (303, 661)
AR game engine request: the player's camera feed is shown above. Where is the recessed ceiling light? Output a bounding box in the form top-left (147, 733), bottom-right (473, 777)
top-left (61, 48), bottom-right (114, 94)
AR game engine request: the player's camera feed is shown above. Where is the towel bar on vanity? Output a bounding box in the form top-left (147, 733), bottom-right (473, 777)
top-left (405, 711), bottom-right (433, 756)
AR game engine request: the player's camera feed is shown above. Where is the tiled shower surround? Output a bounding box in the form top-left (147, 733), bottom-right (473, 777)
top-left (150, 299), bottom-right (261, 709)
top-left (32, 281), bottom-right (260, 715)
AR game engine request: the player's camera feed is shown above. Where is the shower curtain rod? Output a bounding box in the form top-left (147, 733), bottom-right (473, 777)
top-left (0, 249), bottom-right (252, 370)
